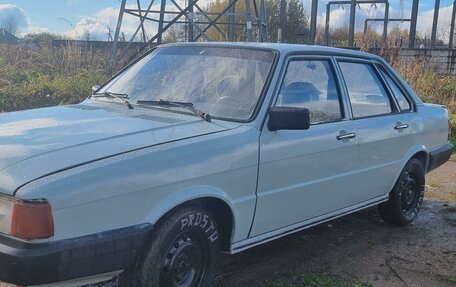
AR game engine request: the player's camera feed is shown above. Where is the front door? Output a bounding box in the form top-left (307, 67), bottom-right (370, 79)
top-left (251, 57), bottom-right (359, 236)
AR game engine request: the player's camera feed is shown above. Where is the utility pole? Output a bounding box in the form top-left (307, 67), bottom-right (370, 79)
top-left (279, 0), bottom-right (287, 43)
top-left (244, 0), bottom-right (253, 41)
top-left (108, 0), bottom-right (127, 74)
top-left (325, 3), bottom-right (330, 45)
top-left (449, 0), bottom-right (455, 48)
top-left (156, 0), bottom-right (167, 44)
top-left (228, 0), bottom-right (236, 41)
top-left (431, 0), bottom-right (440, 47)
top-left (188, 0), bottom-right (194, 41)
top-left (309, 0), bottom-right (318, 44)
top-left (348, 0), bottom-right (356, 47)
top-left (409, 0), bottom-right (419, 48)
top-left (109, 0), bottom-right (270, 67)
top-left (383, 2), bottom-right (389, 44)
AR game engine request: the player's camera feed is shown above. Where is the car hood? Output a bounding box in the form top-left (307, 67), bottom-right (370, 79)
top-left (0, 104), bottom-right (239, 195)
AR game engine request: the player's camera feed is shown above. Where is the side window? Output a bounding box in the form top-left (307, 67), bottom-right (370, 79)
top-left (377, 66), bottom-right (412, 111)
top-left (339, 61), bottom-right (393, 118)
top-left (276, 60), bottom-right (342, 124)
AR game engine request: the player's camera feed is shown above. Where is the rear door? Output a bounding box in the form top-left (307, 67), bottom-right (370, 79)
top-left (336, 59), bottom-right (414, 199)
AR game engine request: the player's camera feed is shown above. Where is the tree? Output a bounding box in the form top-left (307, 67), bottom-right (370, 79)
top-left (1, 15), bottom-right (19, 35)
top-left (82, 30), bottom-right (94, 41)
top-left (22, 32), bottom-right (66, 48)
top-left (201, 0), bottom-right (309, 43)
top-left (163, 25), bottom-right (184, 43)
top-left (329, 26), bottom-right (349, 47)
top-left (281, 0), bottom-right (309, 43)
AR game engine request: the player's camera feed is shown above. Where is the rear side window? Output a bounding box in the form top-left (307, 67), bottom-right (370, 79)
top-left (276, 59), bottom-right (342, 124)
top-left (339, 62), bottom-right (393, 118)
top-left (377, 66), bottom-right (412, 111)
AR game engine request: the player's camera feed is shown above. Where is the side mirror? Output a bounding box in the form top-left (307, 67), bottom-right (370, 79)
top-left (268, 106), bottom-right (310, 131)
top-left (91, 85), bottom-right (101, 94)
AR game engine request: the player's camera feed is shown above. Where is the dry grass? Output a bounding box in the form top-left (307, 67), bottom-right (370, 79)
top-left (0, 44), bottom-right (110, 112)
top-left (390, 52), bottom-right (456, 137)
top-left (0, 44), bottom-right (455, 136)
top-left (394, 60), bottom-right (456, 111)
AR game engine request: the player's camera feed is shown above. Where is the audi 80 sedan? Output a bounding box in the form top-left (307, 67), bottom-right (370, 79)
top-left (0, 43), bottom-right (453, 287)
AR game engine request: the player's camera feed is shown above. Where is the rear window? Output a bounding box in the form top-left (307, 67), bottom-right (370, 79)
top-left (377, 66), bottom-right (412, 111)
top-left (338, 62), bottom-right (393, 118)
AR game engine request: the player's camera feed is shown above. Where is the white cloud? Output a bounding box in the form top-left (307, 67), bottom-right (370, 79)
top-left (67, 2), bottom-right (188, 41)
top-left (314, 1), bottom-right (455, 44)
top-left (317, 3), bottom-right (388, 30)
top-left (0, 4), bottom-right (48, 35)
top-left (416, 5), bottom-right (454, 43)
top-left (66, 0), bottom-right (220, 41)
top-left (0, 4), bottom-right (30, 32)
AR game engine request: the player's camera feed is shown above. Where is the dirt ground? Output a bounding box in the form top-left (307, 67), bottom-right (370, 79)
top-left (1, 157), bottom-right (455, 287)
top-left (216, 156), bottom-right (456, 287)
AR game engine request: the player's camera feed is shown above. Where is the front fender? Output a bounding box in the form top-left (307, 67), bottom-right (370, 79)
top-left (144, 185), bottom-right (237, 231)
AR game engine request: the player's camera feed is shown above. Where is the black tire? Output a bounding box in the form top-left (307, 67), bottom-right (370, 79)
top-left (121, 205), bottom-right (220, 287)
top-left (378, 158), bottom-right (425, 226)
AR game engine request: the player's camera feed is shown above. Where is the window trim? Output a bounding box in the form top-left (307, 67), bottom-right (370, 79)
top-left (335, 57), bottom-right (401, 120)
top-left (272, 55), bottom-right (346, 126)
top-left (374, 62), bottom-right (415, 113)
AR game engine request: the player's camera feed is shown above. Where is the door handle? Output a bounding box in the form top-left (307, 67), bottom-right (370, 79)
top-left (337, 132), bottom-right (356, 140)
top-left (394, 123), bottom-right (409, 130)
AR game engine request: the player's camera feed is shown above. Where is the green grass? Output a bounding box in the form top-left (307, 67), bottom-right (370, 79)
top-left (445, 275), bottom-right (456, 285)
top-left (265, 273), bottom-right (373, 287)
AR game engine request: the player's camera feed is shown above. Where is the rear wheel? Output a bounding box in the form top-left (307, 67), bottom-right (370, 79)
top-left (121, 206), bottom-right (220, 287)
top-left (378, 158), bottom-right (425, 226)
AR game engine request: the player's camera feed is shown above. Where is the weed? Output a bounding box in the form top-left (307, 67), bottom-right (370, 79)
top-left (0, 45), bottom-right (112, 112)
top-left (393, 60), bottom-right (456, 138)
top-left (428, 180), bottom-right (444, 188)
top-left (0, 44), bottom-right (455, 131)
top-left (443, 274), bottom-right (456, 285)
top-left (265, 273), bottom-right (373, 287)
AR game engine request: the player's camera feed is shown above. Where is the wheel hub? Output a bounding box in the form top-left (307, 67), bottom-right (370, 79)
top-left (161, 236), bottom-right (204, 287)
top-left (401, 173), bottom-right (417, 212)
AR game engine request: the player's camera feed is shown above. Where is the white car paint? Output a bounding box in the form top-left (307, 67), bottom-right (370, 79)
top-left (0, 42), bottom-right (452, 285)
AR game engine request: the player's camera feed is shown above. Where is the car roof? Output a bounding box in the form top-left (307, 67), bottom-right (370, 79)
top-left (160, 42), bottom-right (384, 61)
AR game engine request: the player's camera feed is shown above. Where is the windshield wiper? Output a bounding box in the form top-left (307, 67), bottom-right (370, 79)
top-left (137, 99), bottom-right (211, 122)
top-left (93, 91), bottom-right (134, 109)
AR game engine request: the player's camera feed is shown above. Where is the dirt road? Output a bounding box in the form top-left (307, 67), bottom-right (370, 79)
top-left (1, 158), bottom-right (455, 287)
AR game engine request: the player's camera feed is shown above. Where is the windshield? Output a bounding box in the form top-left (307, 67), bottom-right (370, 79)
top-left (97, 46), bottom-right (275, 121)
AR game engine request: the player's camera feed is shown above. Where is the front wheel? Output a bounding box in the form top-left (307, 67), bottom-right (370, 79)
top-left (121, 206), bottom-right (220, 287)
top-left (378, 158), bottom-right (425, 226)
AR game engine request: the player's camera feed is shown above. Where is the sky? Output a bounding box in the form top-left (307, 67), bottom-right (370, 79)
top-left (0, 0), bottom-right (455, 42)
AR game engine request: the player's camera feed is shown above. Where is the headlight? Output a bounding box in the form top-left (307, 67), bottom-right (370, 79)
top-left (0, 194), bottom-right (54, 240)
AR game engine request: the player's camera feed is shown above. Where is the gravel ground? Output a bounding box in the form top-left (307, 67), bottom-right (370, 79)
top-left (1, 156), bottom-right (455, 287)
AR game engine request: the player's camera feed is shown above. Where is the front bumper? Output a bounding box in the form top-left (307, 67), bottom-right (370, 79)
top-left (0, 224), bottom-right (152, 286)
top-left (427, 143), bottom-right (454, 172)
